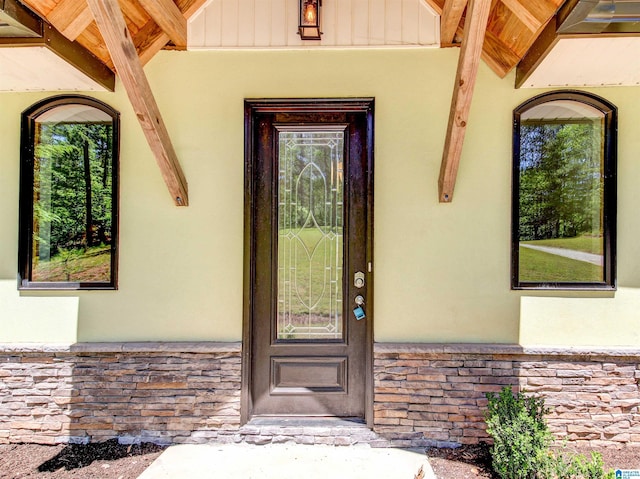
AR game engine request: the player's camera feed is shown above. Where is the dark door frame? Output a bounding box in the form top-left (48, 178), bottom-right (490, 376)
top-left (242, 98), bottom-right (374, 426)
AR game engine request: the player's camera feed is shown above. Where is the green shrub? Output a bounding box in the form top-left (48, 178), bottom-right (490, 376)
top-left (485, 387), bottom-right (552, 479)
top-left (485, 386), bottom-right (614, 479)
top-left (538, 450), bottom-right (614, 479)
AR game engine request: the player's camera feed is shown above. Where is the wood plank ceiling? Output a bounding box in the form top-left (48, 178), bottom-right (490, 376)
top-left (19, 0), bottom-right (206, 70)
top-left (429, 0), bottom-right (564, 79)
top-left (18, 0), bottom-right (564, 79)
top-left (8, 0), bottom-right (567, 205)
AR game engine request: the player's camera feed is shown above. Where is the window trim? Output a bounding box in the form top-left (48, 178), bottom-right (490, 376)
top-left (18, 95), bottom-right (120, 290)
top-left (511, 90), bottom-right (617, 291)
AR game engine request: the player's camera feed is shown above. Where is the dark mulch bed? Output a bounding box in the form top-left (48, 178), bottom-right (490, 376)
top-left (0, 439), bottom-right (165, 478)
top-left (428, 443), bottom-right (496, 478)
top-left (426, 442), bottom-right (640, 479)
top-left (1, 439), bottom-right (639, 478)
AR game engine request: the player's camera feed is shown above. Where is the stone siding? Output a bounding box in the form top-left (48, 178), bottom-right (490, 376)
top-left (2, 343), bottom-right (640, 447)
top-left (0, 343), bottom-right (242, 445)
top-left (373, 344), bottom-right (640, 448)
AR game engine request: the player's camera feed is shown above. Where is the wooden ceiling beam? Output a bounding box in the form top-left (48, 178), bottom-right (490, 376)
top-left (438, 0), bottom-right (492, 203)
top-left (134, 0), bottom-right (208, 65)
top-left (87, 0), bottom-right (189, 206)
top-left (424, 0), bottom-right (444, 15)
top-left (134, 21), bottom-right (171, 65)
top-left (137, 0), bottom-right (187, 48)
top-left (500, 0), bottom-right (543, 32)
top-left (441, 0), bottom-right (468, 46)
top-left (481, 29), bottom-right (521, 78)
top-left (48, 0), bottom-right (94, 41)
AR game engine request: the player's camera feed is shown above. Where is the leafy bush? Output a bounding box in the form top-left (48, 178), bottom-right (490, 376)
top-left (485, 387), bottom-right (552, 479)
top-left (485, 387), bottom-right (614, 479)
top-left (537, 450), bottom-right (614, 479)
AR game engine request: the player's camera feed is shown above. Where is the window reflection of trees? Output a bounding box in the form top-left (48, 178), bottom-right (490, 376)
top-left (277, 131), bottom-right (344, 340)
top-left (512, 92), bottom-right (616, 289)
top-left (20, 97), bottom-right (119, 289)
top-left (519, 121), bottom-right (603, 243)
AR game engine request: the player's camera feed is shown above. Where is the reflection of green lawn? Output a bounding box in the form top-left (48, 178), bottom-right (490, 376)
top-left (521, 235), bottom-right (602, 255)
top-left (519, 246), bottom-right (602, 283)
top-left (278, 228), bottom-right (342, 334)
top-left (33, 245), bottom-right (111, 282)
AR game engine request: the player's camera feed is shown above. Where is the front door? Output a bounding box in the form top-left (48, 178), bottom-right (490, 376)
top-left (243, 99), bottom-right (374, 423)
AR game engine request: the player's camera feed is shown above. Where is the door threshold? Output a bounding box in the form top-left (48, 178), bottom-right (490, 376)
top-left (247, 416), bottom-right (367, 428)
top-left (239, 416), bottom-right (380, 446)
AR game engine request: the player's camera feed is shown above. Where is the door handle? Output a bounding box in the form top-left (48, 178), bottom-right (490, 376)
top-left (355, 295), bottom-right (365, 306)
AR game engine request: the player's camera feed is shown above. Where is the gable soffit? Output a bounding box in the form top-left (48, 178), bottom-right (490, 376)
top-left (188, 0), bottom-right (440, 49)
top-left (0, 0), bottom-right (114, 91)
top-left (4, 0), bottom-right (568, 84)
top-left (7, 0), bottom-right (640, 87)
top-left (188, 0), bottom-right (564, 80)
top-left (518, 0), bottom-right (640, 88)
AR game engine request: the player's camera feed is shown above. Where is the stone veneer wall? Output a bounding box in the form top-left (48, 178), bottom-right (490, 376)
top-left (374, 344), bottom-right (640, 448)
top-left (1, 342), bottom-right (640, 447)
top-left (0, 343), bottom-right (242, 445)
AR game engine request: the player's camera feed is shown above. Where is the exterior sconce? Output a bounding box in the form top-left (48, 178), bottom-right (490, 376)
top-left (298, 0), bottom-right (321, 40)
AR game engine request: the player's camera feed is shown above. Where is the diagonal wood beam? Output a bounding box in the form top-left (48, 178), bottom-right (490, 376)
top-left (500, 0), bottom-right (542, 32)
top-left (440, 0), bottom-right (468, 46)
top-left (134, 20), bottom-right (173, 65)
top-left (137, 0), bottom-right (187, 48)
top-left (438, 0), bottom-right (491, 203)
top-left (424, 0), bottom-right (444, 15)
top-left (481, 29), bottom-right (520, 78)
top-left (135, 0), bottom-right (209, 66)
top-left (48, 0), bottom-right (94, 41)
top-left (86, 0), bottom-right (189, 206)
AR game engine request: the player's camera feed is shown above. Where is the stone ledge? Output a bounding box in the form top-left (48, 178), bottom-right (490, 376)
top-left (5, 342), bottom-right (638, 357)
top-left (0, 342), bottom-right (242, 354)
top-left (374, 343), bottom-right (640, 358)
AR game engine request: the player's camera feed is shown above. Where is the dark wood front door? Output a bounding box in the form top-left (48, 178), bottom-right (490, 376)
top-left (243, 99), bottom-right (374, 423)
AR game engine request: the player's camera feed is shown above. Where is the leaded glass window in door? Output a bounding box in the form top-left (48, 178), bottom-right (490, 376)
top-left (277, 130), bottom-right (344, 340)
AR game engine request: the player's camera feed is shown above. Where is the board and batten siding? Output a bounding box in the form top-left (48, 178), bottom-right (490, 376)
top-left (188, 0), bottom-right (440, 48)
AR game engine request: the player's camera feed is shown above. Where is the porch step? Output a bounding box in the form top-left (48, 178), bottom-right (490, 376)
top-left (238, 417), bottom-right (385, 447)
top-left (137, 443), bottom-right (435, 479)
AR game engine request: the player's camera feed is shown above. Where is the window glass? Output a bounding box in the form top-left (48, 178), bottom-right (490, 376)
top-left (277, 130), bottom-right (344, 340)
top-left (19, 96), bottom-right (119, 289)
top-left (512, 92), bottom-right (616, 290)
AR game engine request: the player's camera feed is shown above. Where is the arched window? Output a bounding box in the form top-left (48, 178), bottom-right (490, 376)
top-left (512, 91), bottom-right (616, 290)
top-left (19, 96), bottom-right (119, 289)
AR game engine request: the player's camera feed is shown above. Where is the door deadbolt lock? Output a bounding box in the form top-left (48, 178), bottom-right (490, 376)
top-left (354, 271), bottom-right (365, 288)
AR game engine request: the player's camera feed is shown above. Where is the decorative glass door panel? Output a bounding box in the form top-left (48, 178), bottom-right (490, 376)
top-left (244, 99), bottom-right (373, 421)
top-left (277, 130), bottom-right (344, 340)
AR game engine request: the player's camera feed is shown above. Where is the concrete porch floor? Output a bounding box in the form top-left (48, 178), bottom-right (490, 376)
top-left (136, 443), bottom-right (435, 479)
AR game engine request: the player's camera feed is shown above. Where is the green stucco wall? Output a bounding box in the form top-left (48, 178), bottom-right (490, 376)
top-left (2, 48), bottom-right (640, 346)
